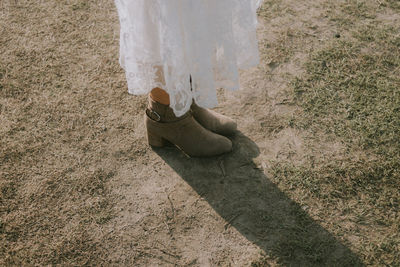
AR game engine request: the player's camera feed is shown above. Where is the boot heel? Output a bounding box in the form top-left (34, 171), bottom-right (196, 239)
top-left (147, 131), bottom-right (166, 147)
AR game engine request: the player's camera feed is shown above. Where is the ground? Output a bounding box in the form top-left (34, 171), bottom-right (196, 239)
top-left (1, 0), bottom-right (399, 266)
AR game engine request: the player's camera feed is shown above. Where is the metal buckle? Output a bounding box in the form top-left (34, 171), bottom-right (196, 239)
top-left (146, 109), bottom-right (161, 122)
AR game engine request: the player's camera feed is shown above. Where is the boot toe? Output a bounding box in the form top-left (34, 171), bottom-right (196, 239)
top-left (219, 120), bottom-right (237, 135)
top-left (211, 136), bottom-right (233, 156)
top-left (221, 137), bottom-right (233, 153)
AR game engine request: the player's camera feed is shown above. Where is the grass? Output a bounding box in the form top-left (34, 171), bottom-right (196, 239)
top-left (1, 0), bottom-right (400, 265)
top-left (269, 3), bottom-right (400, 265)
top-left (0, 0), bottom-right (126, 265)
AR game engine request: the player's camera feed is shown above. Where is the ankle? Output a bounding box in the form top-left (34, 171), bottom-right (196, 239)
top-left (147, 96), bottom-right (188, 123)
top-left (150, 87), bottom-right (170, 105)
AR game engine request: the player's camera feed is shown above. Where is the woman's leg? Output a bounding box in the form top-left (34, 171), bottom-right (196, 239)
top-left (150, 87), bottom-right (170, 105)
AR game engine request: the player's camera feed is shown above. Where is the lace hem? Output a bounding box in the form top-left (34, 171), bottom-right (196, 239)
top-left (115, 0), bottom-right (263, 117)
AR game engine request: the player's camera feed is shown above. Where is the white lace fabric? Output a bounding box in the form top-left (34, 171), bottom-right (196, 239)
top-left (115, 0), bottom-right (263, 117)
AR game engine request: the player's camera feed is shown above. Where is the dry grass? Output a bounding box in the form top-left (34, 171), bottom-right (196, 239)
top-left (0, 0), bottom-right (137, 265)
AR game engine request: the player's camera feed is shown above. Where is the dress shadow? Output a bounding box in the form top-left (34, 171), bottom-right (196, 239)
top-left (152, 131), bottom-right (364, 266)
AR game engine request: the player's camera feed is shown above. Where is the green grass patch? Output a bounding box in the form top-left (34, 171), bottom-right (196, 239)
top-left (293, 25), bottom-right (400, 155)
top-left (294, 23), bottom-right (399, 158)
top-left (271, 20), bottom-right (399, 266)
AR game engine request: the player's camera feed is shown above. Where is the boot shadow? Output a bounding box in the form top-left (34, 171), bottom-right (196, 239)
top-left (152, 131), bottom-right (364, 266)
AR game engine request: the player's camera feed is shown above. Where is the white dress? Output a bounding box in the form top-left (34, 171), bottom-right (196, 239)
top-left (115, 0), bottom-right (263, 117)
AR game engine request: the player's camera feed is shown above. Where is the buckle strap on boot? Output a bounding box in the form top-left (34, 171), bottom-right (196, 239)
top-left (146, 97), bottom-right (192, 123)
top-left (146, 109), bottom-right (162, 122)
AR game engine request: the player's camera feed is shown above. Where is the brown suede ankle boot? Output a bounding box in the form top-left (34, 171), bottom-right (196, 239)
top-left (190, 102), bottom-right (237, 136)
top-left (144, 97), bottom-right (232, 157)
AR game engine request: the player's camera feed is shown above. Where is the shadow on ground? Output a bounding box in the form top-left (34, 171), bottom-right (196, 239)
top-left (153, 131), bottom-right (364, 266)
